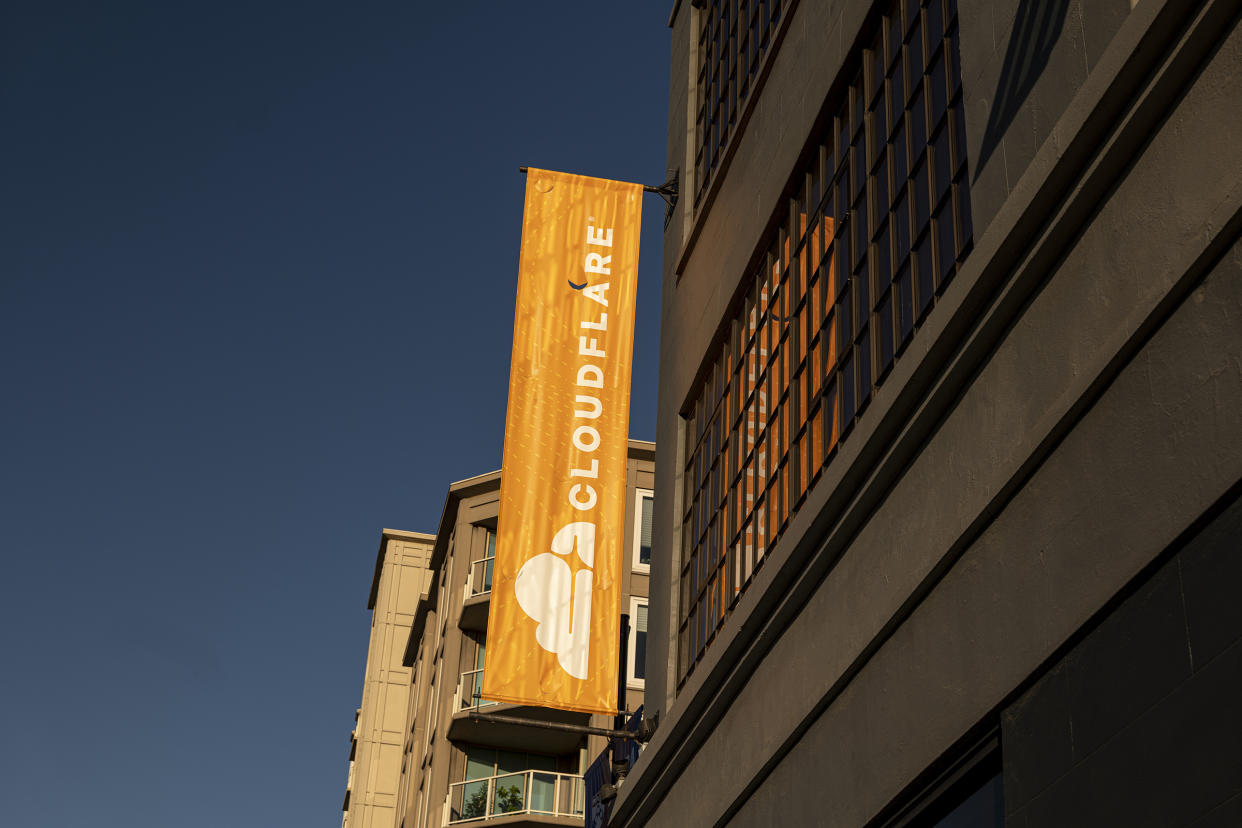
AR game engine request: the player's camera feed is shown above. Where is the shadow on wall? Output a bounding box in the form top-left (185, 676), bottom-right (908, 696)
top-left (975, 0), bottom-right (1074, 178)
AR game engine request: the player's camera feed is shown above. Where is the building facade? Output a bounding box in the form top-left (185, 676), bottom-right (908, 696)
top-left (617, 0), bottom-right (1242, 825)
top-left (389, 441), bottom-right (655, 828)
top-left (344, 530), bottom-right (437, 828)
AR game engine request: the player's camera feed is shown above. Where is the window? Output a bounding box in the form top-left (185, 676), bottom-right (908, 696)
top-left (462, 746), bottom-right (567, 780)
top-left (927, 772), bottom-right (1003, 827)
top-left (471, 529), bottom-right (496, 596)
top-left (695, 0), bottom-right (785, 203)
top-left (679, 0), bottom-right (973, 685)
top-left (628, 597), bottom-right (649, 689)
top-left (633, 489), bottom-right (654, 573)
top-left (878, 735), bottom-right (1001, 827)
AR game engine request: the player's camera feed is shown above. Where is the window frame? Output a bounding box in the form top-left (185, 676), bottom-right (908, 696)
top-left (632, 487), bottom-right (654, 574)
top-left (627, 595), bottom-right (648, 690)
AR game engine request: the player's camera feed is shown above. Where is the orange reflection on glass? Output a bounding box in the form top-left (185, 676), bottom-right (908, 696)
top-left (822, 216), bottom-right (838, 299)
top-left (811, 212), bottom-right (822, 265)
top-left (825, 312), bottom-right (838, 372)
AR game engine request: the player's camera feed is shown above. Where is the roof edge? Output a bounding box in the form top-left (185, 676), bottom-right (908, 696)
top-left (368, 527), bottom-right (434, 609)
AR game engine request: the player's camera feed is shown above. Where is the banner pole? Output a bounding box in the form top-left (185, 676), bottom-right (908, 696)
top-left (466, 711), bottom-right (651, 741)
top-left (615, 613), bottom-right (630, 733)
top-left (517, 166), bottom-right (678, 206)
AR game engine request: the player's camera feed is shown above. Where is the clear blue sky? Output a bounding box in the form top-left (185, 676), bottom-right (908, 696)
top-left (0, 3), bottom-right (670, 825)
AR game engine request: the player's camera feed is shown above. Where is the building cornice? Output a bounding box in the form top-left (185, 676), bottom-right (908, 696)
top-left (367, 529), bottom-right (435, 609)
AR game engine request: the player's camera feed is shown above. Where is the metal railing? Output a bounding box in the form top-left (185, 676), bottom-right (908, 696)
top-left (469, 555), bottom-right (495, 597)
top-left (457, 668), bottom-right (499, 712)
top-left (446, 770), bottom-right (584, 824)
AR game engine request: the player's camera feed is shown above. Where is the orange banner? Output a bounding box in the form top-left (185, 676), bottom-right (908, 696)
top-left (482, 169), bottom-right (642, 714)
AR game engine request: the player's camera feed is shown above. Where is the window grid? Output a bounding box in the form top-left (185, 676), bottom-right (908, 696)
top-left (679, 0), bottom-right (973, 685)
top-left (695, 0), bottom-right (784, 205)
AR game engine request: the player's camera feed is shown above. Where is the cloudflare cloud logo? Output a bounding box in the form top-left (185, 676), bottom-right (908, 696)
top-left (514, 522), bottom-right (595, 680)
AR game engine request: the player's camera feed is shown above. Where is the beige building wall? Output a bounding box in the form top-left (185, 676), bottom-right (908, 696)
top-left (343, 529), bottom-right (435, 828)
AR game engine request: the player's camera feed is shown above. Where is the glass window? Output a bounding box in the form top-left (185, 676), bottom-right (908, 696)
top-left (634, 489), bottom-right (654, 572)
top-left (678, 0), bottom-right (973, 686)
top-left (478, 529), bottom-right (496, 595)
top-left (460, 746), bottom-right (572, 780)
top-left (930, 771), bottom-right (1002, 826)
top-left (629, 597), bottom-right (649, 687)
top-left (695, 0), bottom-right (785, 202)
top-left (465, 747), bottom-right (494, 781)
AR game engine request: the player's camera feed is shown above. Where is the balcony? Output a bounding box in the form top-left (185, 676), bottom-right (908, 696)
top-left (446, 770), bottom-right (584, 825)
top-left (448, 668), bottom-right (590, 754)
top-left (470, 554), bottom-right (494, 596)
top-left (456, 667), bottom-right (499, 712)
top-left (460, 554), bottom-right (495, 631)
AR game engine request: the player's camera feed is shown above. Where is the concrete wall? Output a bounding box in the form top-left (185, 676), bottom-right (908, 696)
top-left (628, 0), bottom-right (1242, 825)
top-left (960, 0), bottom-right (1132, 241)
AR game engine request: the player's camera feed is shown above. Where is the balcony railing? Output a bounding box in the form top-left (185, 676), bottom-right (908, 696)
top-left (446, 771), bottom-right (584, 824)
top-left (457, 668), bottom-right (499, 712)
top-left (468, 554), bottom-right (495, 597)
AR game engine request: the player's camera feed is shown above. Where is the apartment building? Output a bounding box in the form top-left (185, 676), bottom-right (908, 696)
top-left (391, 441), bottom-right (655, 828)
top-left (615, 0), bottom-right (1242, 826)
top-left (343, 530), bottom-right (437, 828)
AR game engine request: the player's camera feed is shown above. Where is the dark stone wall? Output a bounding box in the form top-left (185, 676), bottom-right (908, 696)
top-left (960, 0), bottom-right (1132, 241)
top-left (1003, 488), bottom-right (1242, 828)
top-left (723, 228), bottom-right (1242, 827)
top-left (651, 0), bottom-right (1135, 721)
top-left (628, 1), bottom-right (1242, 826)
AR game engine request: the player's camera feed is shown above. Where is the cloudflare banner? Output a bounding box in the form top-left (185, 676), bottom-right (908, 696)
top-left (482, 169), bottom-right (642, 714)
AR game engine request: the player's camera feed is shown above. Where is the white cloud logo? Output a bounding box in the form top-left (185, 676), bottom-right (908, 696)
top-left (514, 522), bottom-right (595, 680)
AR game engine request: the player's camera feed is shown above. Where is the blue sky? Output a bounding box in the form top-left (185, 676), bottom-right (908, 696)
top-left (0, 2), bottom-right (670, 824)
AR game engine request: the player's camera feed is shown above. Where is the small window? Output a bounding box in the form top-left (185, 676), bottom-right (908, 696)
top-left (627, 597), bottom-right (649, 689)
top-left (632, 488), bottom-right (654, 573)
